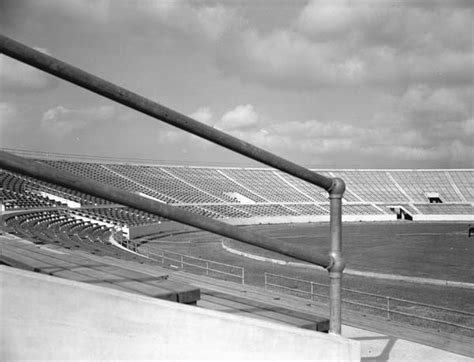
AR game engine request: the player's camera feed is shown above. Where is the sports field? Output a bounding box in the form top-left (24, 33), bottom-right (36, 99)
top-left (144, 221), bottom-right (474, 317)
top-left (234, 222), bottom-right (474, 283)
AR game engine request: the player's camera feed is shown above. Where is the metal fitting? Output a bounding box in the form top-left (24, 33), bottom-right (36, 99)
top-left (328, 177), bottom-right (346, 198)
top-left (327, 252), bottom-right (345, 274)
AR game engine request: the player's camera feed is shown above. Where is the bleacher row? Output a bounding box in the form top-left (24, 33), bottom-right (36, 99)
top-left (5, 211), bottom-right (112, 247)
top-left (1, 160), bottom-right (473, 229)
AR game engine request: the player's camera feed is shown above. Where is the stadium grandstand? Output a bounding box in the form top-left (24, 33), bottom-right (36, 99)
top-left (2, 150), bottom-right (473, 236)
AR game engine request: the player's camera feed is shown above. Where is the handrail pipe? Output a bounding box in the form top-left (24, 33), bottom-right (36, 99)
top-left (0, 34), bottom-right (334, 192)
top-left (0, 34), bottom-right (345, 334)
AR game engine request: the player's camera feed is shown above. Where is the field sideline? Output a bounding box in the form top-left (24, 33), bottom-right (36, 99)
top-left (143, 222), bottom-right (474, 315)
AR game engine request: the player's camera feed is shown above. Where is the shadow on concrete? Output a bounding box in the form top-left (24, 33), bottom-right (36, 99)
top-left (352, 335), bottom-right (398, 362)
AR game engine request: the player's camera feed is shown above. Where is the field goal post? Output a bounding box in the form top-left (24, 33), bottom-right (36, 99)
top-left (0, 34), bottom-right (346, 334)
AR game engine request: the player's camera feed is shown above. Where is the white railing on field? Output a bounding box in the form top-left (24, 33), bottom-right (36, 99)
top-left (264, 272), bottom-right (474, 334)
top-left (118, 237), bottom-right (245, 284)
top-left (147, 249), bottom-right (245, 284)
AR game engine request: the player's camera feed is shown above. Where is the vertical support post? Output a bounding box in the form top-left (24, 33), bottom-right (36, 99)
top-left (242, 268), bottom-right (245, 285)
top-left (328, 178), bottom-right (345, 335)
top-left (310, 281), bottom-right (314, 301)
top-left (264, 273), bottom-right (267, 290)
top-left (387, 297), bottom-right (391, 320)
top-left (206, 262), bottom-right (209, 275)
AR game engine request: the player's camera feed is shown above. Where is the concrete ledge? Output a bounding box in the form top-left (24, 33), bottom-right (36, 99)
top-left (222, 240), bottom-right (324, 269)
top-left (223, 214), bottom-right (396, 225)
top-left (129, 221), bottom-right (196, 239)
top-left (0, 265), bottom-right (360, 360)
top-left (412, 215), bottom-right (474, 222)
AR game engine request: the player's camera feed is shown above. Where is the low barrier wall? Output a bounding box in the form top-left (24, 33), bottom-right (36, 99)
top-left (1, 266), bottom-right (360, 360)
top-left (123, 213), bottom-right (474, 238)
top-left (129, 221), bottom-right (196, 239)
top-left (224, 214), bottom-right (396, 225)
top-left (412, 214), bottom-right (474, 222)
top-left (128, 215), bottom-right (396, 237)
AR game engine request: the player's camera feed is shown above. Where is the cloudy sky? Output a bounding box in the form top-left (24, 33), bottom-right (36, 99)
top-left (0, 0), bottom-right (472, 168)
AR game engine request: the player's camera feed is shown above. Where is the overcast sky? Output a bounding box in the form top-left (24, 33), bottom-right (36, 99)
top-left (0, 0), bottom-right (472, 168)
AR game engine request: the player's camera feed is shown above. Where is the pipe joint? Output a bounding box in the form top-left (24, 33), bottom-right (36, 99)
top-left (328, 177), bottom-right (345, 198)
top-left (327, 252), bottom-right (345, 274)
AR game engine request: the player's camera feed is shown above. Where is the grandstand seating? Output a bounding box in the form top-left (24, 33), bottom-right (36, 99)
top-left (414, 203), bottom-right (474, 215)
top-left (390, 171), bottom-right (464, 203)
top-left (342, 204), bottom-right (386, 215)
top-left (79, 206), bottom-right (164, 226)
top-left (4, 211), bottom-right (114, 249)
top-left (332, 171), bottom-right (409, 203)
top-left (277, 171), bottom-right (332, 203)
top-left (2, 160), bottom-right (473, 231)
top-left (221, 169), bottom-right (313, 203)
top-left (163, 166), bottom-right (268, 203)
top-left (0, 189), bottom-right (64, 210)
top-left (448, 171), bottom-right (474, 202)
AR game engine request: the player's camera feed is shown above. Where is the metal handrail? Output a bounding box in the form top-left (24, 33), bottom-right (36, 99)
top-left (264, 272), bottom-right (474, 332)
top-left (265, 272), bottom-right (474, 316)
top-left (148, 251), bottom-right (245, 283)
top-left (0, 34), bottom-right (346, 334)
top-left (114, 235), bottom-right (246, 282)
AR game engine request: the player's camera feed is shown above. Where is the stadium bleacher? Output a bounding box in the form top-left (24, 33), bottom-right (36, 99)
top-left (414, 203), bottom-right (474, 215)
top-left (332, 171), bottom-right (409, 203)
top-left (390, 171), bottom-right (464, 203)
top-left (1, 161), bottom-right (473, 232)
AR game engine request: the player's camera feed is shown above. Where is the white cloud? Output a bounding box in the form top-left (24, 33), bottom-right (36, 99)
top-left (188, 107), bottom-right (214, 126)
top-left (136, 0), bottom-right (183, 19)
top-left (216, 1), bottom-right (472, 90)
top-left (401, 85), bottom-right (469, 121)
top-left (34, 0), bottom-right (111, 23)
top-left (297, 0), bottom-right (360, 38)
top-left (230, 29), bottom-right (367, 88)
top-left (218, 104), bottom-right (260, 131)
top-left (197, 5), bottom-right (237, 41)
top-left (162, 104), bottom-right (263, 150)
top-left (298, 0), bottom-right (473, 51)
top-left (121, 1), bottom-right (239, 43)
top-left (0, 48), bottom-right (58, 92)
top-left (462, 118), bottom-right (474, 136)
top-left (13, 0), bottom-right (238, 45)
top-left (156, 129), bottom-right (184, 145)
top-left (0, 102), bottom-right (16, 127)
top-left (272, 119), bottom-right (361, 139)
top-left (41, 105), bottom-right (115, 136)
top-left (3, 1), bottom-right (471, 168)
top-left (163, 99), bottom-right (472, 167)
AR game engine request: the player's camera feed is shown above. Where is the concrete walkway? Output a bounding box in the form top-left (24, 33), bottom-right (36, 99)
top-left (343, 325), bottom-right (473, 361)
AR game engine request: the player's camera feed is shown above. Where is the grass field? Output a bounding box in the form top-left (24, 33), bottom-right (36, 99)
top-left (142, 221), bottom-right (474, 336)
